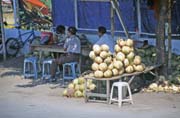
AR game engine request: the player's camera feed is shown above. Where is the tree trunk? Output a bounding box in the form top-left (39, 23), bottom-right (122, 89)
top-left (156, 0), bottom-right (168, 77)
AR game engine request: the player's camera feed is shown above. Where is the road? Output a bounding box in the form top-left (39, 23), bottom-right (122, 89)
top-left (0, 57), bottom-right (180, 118)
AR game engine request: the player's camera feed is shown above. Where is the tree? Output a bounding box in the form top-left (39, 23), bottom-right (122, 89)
top-left (156, 0), bottom-right (168, 77)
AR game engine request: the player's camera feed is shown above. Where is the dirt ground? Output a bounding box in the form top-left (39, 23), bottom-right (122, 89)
top-left (0, 56), bottom-right (180, 118)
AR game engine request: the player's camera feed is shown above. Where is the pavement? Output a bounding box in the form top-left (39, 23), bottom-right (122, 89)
top-left (0, 57), bottom-right (180, 118)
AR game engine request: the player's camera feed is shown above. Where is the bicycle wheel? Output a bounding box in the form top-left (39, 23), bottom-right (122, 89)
top-left (6, 38), bottom-right (20, 56)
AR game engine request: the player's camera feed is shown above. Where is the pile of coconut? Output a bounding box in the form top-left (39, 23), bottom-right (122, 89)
top-left (62, 75), bottom-right (96, 98)
top-left (143, 82), bottom-right (180, 93)
top-left (89, 38), bottom-right (146, 78)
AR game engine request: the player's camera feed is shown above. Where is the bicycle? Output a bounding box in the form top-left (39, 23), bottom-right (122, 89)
top-left (5, 22), bottom-right (41, 56)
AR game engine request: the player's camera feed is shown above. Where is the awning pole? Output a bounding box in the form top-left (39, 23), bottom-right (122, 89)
top-left (0, 0), bottom-right (7, 60)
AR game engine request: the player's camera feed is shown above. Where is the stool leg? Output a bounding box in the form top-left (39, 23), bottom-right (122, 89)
top-left (62, 64), bottom-right (65, 85)
top-left (42, 62), bottom-right (45, 79)
top-left (23, 61), bottom-right (26, 78)
top-left (72, 64), bottom-right (76, 78)
top-left (118, 85), bottom-right (122, 107)
top-left (33, 61), bottom-right (38, 79)
top-left (109, 85), bottom-right (114, 104)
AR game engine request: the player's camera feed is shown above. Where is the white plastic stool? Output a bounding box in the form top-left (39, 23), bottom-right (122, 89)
top-left (109, 82), bottom-right (133, 107)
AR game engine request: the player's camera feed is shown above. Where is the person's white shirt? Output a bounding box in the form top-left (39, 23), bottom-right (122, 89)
top-left (64, 35), bottom-right (81, 54)
top-left (95, 33), bottom-right (115, 53)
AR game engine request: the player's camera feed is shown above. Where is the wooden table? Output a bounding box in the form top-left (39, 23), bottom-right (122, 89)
top-left (84, 64), bottom-right (161, 103)
top-left (31, 44), bottom-right (91, 56)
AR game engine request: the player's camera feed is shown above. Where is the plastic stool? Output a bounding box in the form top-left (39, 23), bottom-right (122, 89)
top-left (42, 59), bottom-right (53, 79)
top-left (62, 62), bottom-right (81, 84)
top-left (41, 59), bottom-right (60, 79)
top-left (109, 82), bottom-right (133, 107)
top-left (23, 57), bottom-right (38, 79)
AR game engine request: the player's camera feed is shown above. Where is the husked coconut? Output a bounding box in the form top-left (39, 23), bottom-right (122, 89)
top-left (93, 44), bottom-right (101, 55)
top-left (112, 68), bottom-right (119, 76)
top-left (133, 56), bottom-right (141, 65)
top-left (104, 56), bottom-right (112, 64)
top-left (127, 52), bottom-right (135, 60)
top-left (89, 51), bottom-right (96, 60)
top-left (125, 65), bottom-right (134, 73)
top-left (122, 46), bottom-right (131, 54)
top-left (99, 63), bottom-right (108, 71)
top-left (94, 70), bottom-right (104, 78)
top-left (101, 44), bottom-right (109, 51)
top-left (108, 63), bottom-right (114, 70)
top-left (126, 39), bottom-right (134, 47)
top-left (114, 44), bottom-right (121, 52)
top-left (104, 70), bottom-right (112, 78)
top-left (116, 52), bottom-right (125, 61)
top-left (100, 51), bottom-right (108, 59)
top-left (123, 58), bottom-right (130, 67)
top-left (119, 68), bottom-right (124, 75)
top-left (94, 56), bottom-right (103, 64)
top-left (91, 63), bottom-right (99, 71)
top-left (113, 60), bottom-right (123, 69)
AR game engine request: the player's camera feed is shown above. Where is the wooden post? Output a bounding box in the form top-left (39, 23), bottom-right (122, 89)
top-left (167, 0), bottom-right (172, 79)
top-left (0, 0), bottom-right (7, 60)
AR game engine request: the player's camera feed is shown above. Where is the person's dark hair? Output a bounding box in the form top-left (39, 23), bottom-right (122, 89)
top-left (56, 25), bottom-right (65, 34)
top-left (68, 26), bottom-right (77, 35)
top-left (98, 26), bottom-right (107, 34)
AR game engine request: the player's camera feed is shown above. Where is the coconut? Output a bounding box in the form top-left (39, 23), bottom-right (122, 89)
top-left (74, 90), bottom-right (83, 97)
top-left (89, 51), bottom-right (96, 60)
top-left (100, 51), bottom-right (108, 59)
top-left (116, 52), bottom-right (125, 61)
top-left (94, 70), bottom-right (104, 78)
top-left (133, 56), bottom-right (141, 65)
top-left (119, 68), bottom-right (124, 75)
top-left (103, 70), bottom-right (112, 78)
top-left (93, 44), bottom-right (101, 55)
top-left (113, 60), bottom-right (123, 69)
top-left (91, 63), bottom-right (99, 71)
top-left (99, 63), bottom-right (108, 71)
top-left (73, 79), bottom-right (79, 85)
top-left (101, 44), bottom-right (109, 51)
top-left (68, 83), bottom-right (74, 89)
top-left (126, 39), bottom-right (134, 47)
top-left (123, 58), bottom-right (130, 67)
top-left (78, 77), bottom-right (85, 84)
top-left (63, 89), bottom-right (68, 96)
top-left (112, 68), bottom-right (119, 76)
top-left (125, 65), bottom-right (134, 73)
top-left (108, 63), bottom-right (114, 70)
top-left (94, 56), bottom-right (103, 64)
top-left (122, 46), bottom-right (131, 55)
top-left (104, 56), bottom-right (112, 64)
top-left (89, 83), bottom-right (96, 90)
top-left (114, 44), bottom-right (121, 52)
top-left (127, 52), bottom-right (135, 60)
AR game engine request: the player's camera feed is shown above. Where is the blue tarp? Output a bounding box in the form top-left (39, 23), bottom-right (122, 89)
top-left (52, 0), bottom-right (180, 34)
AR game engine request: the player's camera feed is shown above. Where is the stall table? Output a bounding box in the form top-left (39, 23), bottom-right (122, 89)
top-left (84, 64), bottom-right (162, 103)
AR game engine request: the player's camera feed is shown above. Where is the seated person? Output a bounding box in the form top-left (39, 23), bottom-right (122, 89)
top-left (95, 26), bottom-right (115, 53)
top-left (53, 25), bottom-right (66, 44)
top-left (50, 26), bottom-right (81, 81)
